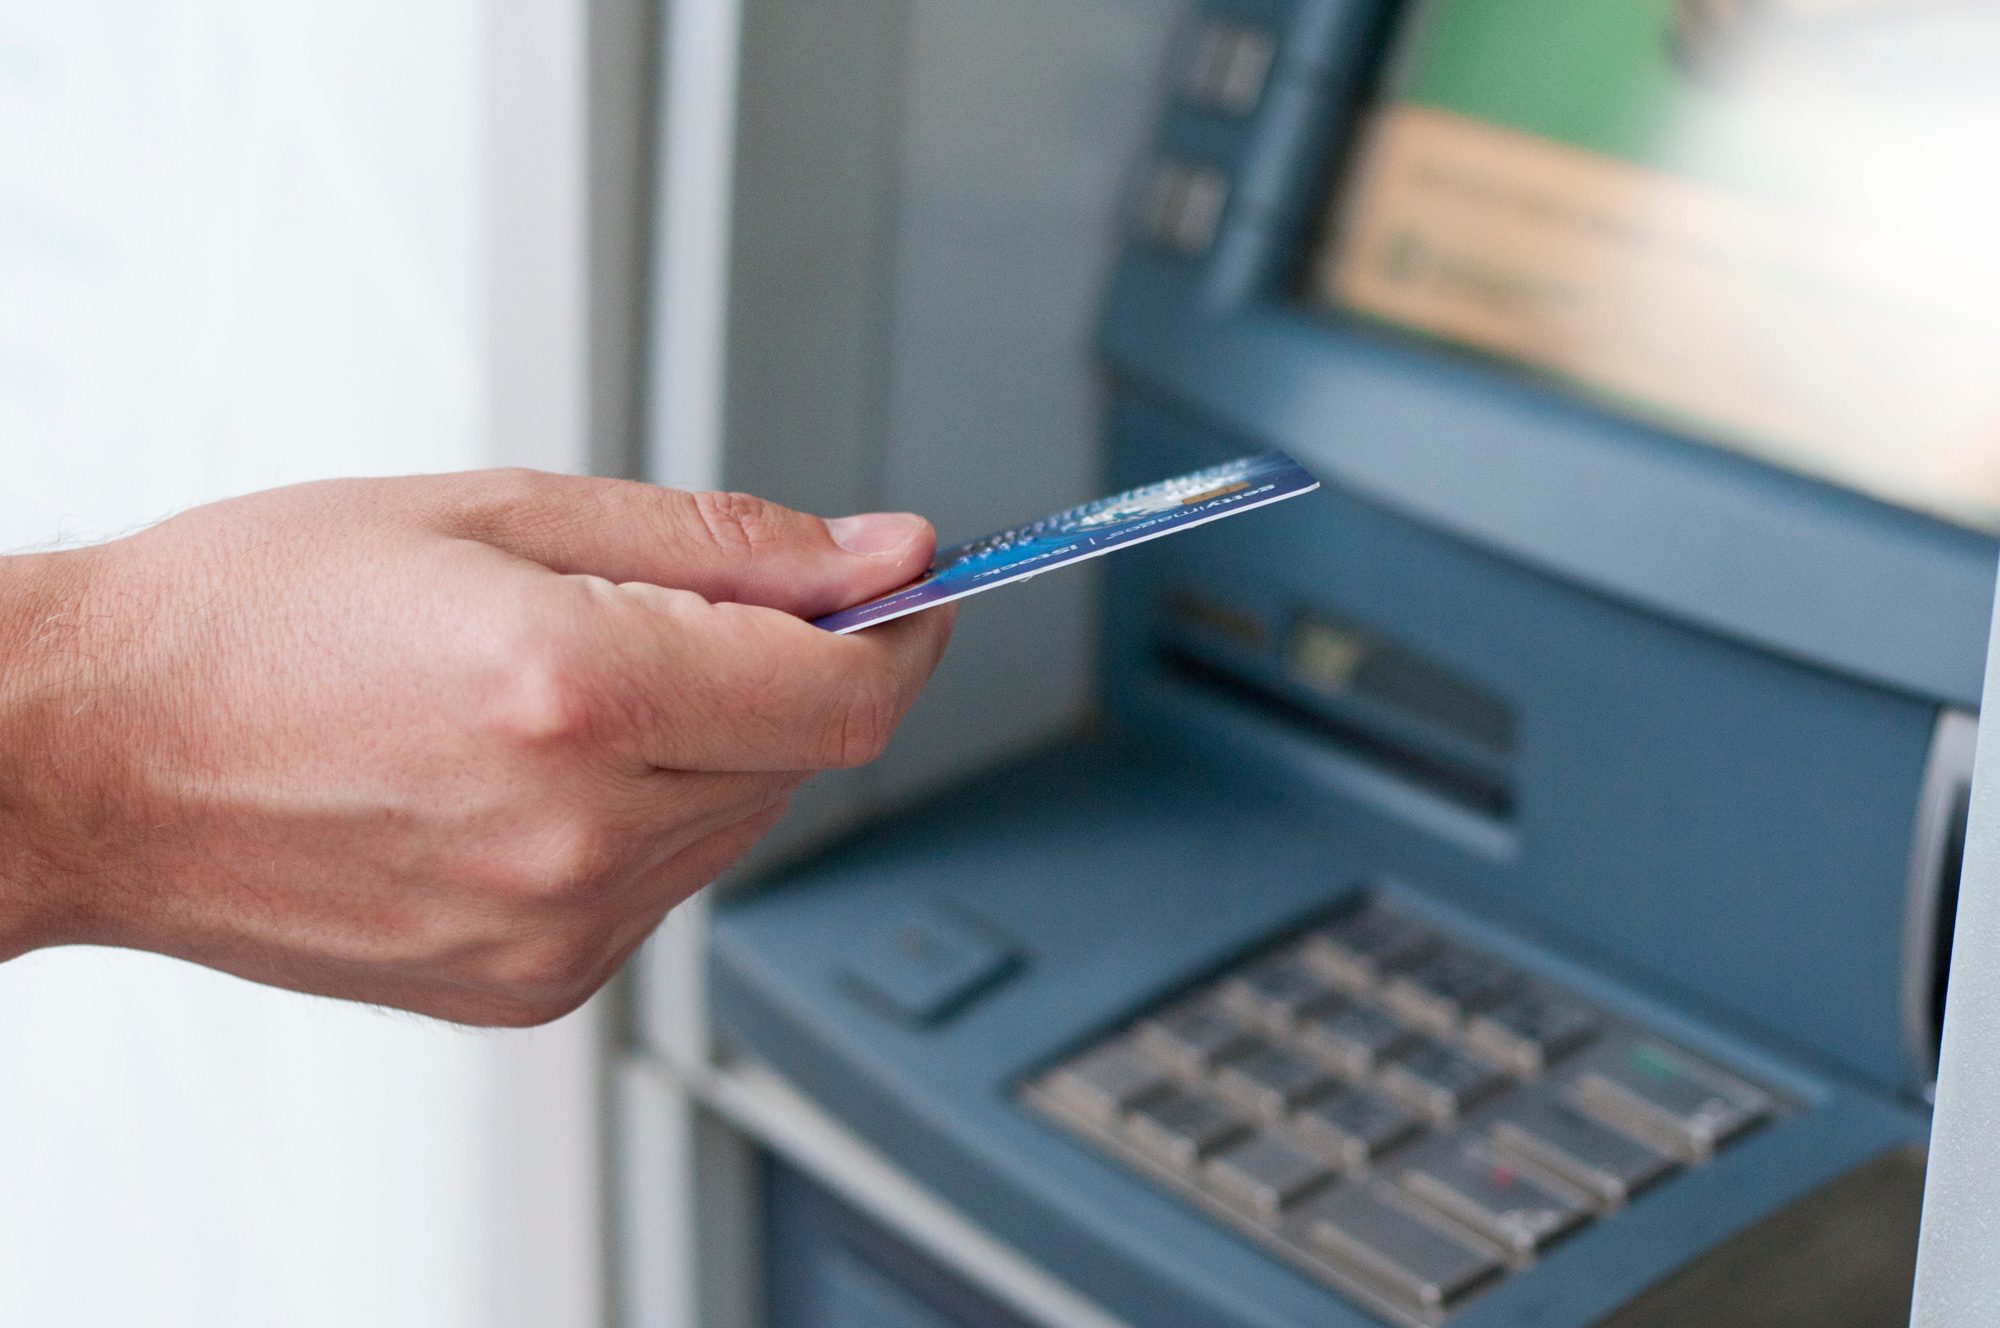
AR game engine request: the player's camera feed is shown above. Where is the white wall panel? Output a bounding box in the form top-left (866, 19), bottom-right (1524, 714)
top-left (0, 4), bottom-right (608, 1325)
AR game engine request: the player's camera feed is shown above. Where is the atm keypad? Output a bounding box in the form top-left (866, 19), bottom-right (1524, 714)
top-left (1023, 898), bottom-right (1782, 1326)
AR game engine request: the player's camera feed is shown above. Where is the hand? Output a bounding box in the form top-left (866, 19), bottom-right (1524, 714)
top-left (0, 470), bottom-right (953, 1025)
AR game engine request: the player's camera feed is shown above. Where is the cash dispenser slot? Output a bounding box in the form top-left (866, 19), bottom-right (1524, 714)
top-left (1154, 590), bottom-right (1518, 822)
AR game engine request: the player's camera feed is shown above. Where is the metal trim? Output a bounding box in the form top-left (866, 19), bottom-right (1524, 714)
top-left (1899, 707), bottom-right (1978, 1097)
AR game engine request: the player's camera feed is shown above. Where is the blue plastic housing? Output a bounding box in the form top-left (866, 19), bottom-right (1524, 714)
top-left (712, 745), bottom-right (1927, 1328)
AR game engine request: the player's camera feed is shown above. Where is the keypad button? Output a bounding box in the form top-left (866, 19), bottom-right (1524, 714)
top-left (1383, 945), bottom-right (1516, 1032)
top-left (1397, 1144), bottom-right (1588, 1257)
top-left (1304, 907), bottom-right (1435, 993)
top-left (1295, 996), bottom-right (1413, 1077)
top-left (1215, 1042), bottom-right (1338, 1121)
top-left (1567, 1038), bottom-right (1772, 1162)
top-left (1223, 952), bottom-right (1333, 1031)
top-left (1379, 1038), bottom-right (1508, 1123)
top-left (1292, 1087), bottom-right (1422, 1171)
top-left (1466, 987), bottom-right (1599, 1074)
top-left (1125, 1088), bottom-right (1250, 1171)
top-left (1179, 20), bottom-right (1276, 115)
top-left (1205, 1131), bottom-right (1334, 1220)
top-left (1295, 1184), bottom-right (1501, 1313)
top-left (1138, 994), bottom-right (1255, 1073)
top-left (1040, 1041), bottom-right (1170, 1127)
top-left (1490, 1096), bottom-right (1674, 1205)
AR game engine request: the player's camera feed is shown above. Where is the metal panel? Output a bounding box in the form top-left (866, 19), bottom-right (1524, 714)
top-left (1899, 709), bottom-right (1978, 1095)
top-left (766, 1160), bottom-right (1041, 1328)
top-left (862, 0), bottom-right (1180, 804)
top-left (1911, 558), bottom-right (2000, 1328)
top-left (695, 1059), bottom-right (1131, 1328)
top-left (717, 0), bottom-right (1182, 828)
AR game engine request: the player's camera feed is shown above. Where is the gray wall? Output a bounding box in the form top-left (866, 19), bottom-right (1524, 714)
top-left (723, 0), bottom-right (1183, 846)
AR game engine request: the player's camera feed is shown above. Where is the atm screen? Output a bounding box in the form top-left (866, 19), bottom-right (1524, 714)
top-left (1309, 0), bottom-right (2000, 534)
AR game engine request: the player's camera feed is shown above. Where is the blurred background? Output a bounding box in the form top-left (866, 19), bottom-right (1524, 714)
top-left (6, 2), bottom-right (2000, 1327)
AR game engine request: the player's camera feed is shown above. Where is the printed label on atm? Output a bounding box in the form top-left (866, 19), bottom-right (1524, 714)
top-left (814, 450), bottom-right (1321, 633)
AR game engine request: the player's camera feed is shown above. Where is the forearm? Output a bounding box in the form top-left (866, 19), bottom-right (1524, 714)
top-left (0, 547), bottom-right (105, 960)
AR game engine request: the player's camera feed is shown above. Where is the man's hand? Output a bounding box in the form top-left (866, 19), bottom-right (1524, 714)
top-left (0, 470), bottom-right (953, 1025)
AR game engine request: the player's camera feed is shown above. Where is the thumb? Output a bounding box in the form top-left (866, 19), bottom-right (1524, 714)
top-left (433, 470), bottom-right (935, 618)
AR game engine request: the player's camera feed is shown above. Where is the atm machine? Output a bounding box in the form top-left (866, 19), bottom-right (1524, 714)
top-left (692, 2), bottom-right (2000, 1325)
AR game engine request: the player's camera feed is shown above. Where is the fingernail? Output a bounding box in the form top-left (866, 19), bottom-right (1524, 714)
top-left (826, 512), bottom-right (926, 555)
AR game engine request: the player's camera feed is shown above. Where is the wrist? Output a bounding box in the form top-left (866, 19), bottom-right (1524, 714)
top-left (0, 546), bottom-right (111, 959)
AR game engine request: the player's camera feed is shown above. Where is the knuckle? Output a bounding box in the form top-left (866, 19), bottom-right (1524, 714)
top-left (481, 932), bottom-right (609, 1019)
top-left (828, 668), bottom-right (899, 768)
top-left (509, 817), bottom-right (625, 904)
top-left (453, 467), bottom-right (550, 537)
top-left (687, 490), bottom-right (783, 559)
top-left (491, 635), bottom-right (601, 748)
top-left (482, 466), bottom-right (548, 501)
top-left (527, 937), bottom-right (604, 996)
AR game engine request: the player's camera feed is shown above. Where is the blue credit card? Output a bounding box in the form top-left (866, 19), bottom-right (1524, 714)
top-left (813, 450), bottom-right (1320, 633)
